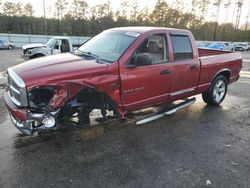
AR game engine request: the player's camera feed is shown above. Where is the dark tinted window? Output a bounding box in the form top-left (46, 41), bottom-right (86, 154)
top-left (171, 35), bottom-right (193, 60)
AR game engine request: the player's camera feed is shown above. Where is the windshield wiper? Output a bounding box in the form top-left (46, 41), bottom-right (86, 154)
top-left (74, 50), bottom-right (111, 64)
top-left (81, 51), bottom-right (99, 58)
top-left (74, 50), bottom-right (97, 57)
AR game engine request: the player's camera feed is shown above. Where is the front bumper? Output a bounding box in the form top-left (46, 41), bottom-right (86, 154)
top-left (4, 91), bottom-right (60, 135)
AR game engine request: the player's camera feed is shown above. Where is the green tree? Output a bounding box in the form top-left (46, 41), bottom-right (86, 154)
top-left (55, 0), bottom-right (68, 20)
top-left (23, 3), bottom-right (34, 17)
top-left (150, 0), bottom-right (170, 26)
top-left (115, 1), bottom-right (130, 20)
top-left (2, 2), bottom-right (20, 16)
top-left (72, 0), bottom-right (88, 19)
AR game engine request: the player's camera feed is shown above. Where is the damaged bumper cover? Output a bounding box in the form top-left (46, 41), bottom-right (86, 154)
top-left (4, 92), bottom-right (60, 135)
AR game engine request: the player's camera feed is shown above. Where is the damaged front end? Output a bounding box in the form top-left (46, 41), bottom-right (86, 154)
top-left (5, 68), bottom-right (119, 135)
top-left (9, 109), bottom-right (60, 135)
top-left (5, 69), bottom-right (66, 135)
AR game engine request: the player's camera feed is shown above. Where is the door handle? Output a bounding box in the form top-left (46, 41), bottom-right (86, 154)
top-left (160, 69), bottom-right (171, 75)
top-left (190, 64), bottom-right (198, 69)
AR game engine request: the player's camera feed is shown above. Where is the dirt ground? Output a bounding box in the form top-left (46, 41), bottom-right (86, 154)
top-left (0, 49), bottom-right (249, 188)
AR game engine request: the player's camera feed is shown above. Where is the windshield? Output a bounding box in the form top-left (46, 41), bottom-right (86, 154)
top-left (77, 31), bottom-right (140, 62)
top-left (46, 38), bottom-right (56, 48)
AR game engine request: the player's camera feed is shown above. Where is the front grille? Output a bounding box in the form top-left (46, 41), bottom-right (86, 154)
top-left (7, 68), bottom-right (28, 107)
top-left (8, 76), bottom-right (20, 91)
top-left (9, 87), bottom-right (21, 102)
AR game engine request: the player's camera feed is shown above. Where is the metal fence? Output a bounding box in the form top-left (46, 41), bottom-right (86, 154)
top-left (0, 33), bottom-right (90, 48)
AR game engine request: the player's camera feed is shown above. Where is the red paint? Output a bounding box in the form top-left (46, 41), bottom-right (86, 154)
top-left (5, 27), bottom-right (242, 121)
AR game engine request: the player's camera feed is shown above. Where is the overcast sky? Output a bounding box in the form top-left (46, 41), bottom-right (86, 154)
top-left (2, 0), bottom-right (250, 28)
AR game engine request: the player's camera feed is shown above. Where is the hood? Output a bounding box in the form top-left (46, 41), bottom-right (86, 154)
top-left (12, 53), bottom-right (109, 88)
top-left (22, 43), bottom-right (46, 50)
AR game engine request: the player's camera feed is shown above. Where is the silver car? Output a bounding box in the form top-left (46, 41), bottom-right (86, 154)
top-left (0, 40), bottom-right (15, 50)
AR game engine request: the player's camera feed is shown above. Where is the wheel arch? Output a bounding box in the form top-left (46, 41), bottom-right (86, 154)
top-left (63, 87), bottom-right (120, 117)
top-left (212, 69), bottom-right (231, 83)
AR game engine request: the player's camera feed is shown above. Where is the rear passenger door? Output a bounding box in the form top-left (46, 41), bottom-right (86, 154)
top-left (169, 34), bottom-right (200, 100)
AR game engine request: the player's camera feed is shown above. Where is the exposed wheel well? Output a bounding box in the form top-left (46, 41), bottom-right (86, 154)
top-left (61, 88), bottom-right (119, 119)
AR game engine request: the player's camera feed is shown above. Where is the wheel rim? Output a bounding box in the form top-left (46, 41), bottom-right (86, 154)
top-left (213, 80), bottom-right (226, 103)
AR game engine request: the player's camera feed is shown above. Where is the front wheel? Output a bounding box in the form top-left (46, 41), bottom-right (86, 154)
top-left (202, 75), bottom-right (228, 105)
top-left (8, 45), bottom-right (13, 50)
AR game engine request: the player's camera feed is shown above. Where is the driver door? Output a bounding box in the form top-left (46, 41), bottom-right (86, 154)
top-left (120, 33), bottom-right (172, 111)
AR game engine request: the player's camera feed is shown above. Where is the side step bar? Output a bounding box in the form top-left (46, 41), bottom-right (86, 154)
top-left (136, 97), bottom-right (196, 125)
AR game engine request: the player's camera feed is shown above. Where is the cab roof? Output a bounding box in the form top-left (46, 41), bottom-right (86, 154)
top-left (107, 26), bottom-right (189, 34)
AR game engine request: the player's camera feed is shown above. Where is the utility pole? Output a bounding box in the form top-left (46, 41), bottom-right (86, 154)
top-left (235, 0), bottom-right (243, 29)
top-left (224, 0), bottom-right (231, 23)
top-left (43, 0), bottom-right (47, 34)
top-left (213, 0), bottom-right (222, 41)
top-left (245, 0), bottom-right (250, 30)
top-left (214, 0), bottom-right (222, 23)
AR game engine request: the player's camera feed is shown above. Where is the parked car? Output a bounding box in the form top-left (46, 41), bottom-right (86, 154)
top-left (4, 27), bottom-right (242, 135)
top-left (235, 43), bottom-right (249, 51)
top-left (22, 36), bottom-right (82, 59)
top-left (207, 42), bottom-right (234, 51)
top-left (222, 42), bottom-right (236, 51)
top-left (196, 41), bottom-right (208, 48)
top-left (0, 40), bottom-right (15, 50)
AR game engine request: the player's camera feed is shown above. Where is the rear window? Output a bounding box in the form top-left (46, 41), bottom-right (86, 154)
top-left (171, 35), bottom-right (193, 60)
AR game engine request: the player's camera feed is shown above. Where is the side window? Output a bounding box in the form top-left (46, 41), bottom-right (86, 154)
top-left (171, 35), bottom-right (193, 61)
top-left (131, 34), bottom-right (168, 65)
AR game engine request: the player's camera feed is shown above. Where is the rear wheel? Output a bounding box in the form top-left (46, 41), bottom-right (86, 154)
top-left (202, 75), bottom-right (228, 105)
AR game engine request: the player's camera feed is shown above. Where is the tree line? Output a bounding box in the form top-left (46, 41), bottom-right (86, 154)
top-left (0, 0), bottom-right (249, 42)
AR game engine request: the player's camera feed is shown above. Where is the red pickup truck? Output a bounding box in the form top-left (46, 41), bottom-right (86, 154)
top-left (4, 27), bottom-right (242, 135)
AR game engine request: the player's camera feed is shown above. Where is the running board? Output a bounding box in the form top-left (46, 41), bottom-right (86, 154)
top-left (136, 97), bottom-right (196, 125)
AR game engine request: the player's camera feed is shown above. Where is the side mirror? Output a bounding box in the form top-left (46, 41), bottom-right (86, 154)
top-left (135, 53), bottom-right (152, 66)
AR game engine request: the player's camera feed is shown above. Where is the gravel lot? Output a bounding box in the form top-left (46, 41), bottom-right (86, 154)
top-left (0, 49), bottom-right (250, 188)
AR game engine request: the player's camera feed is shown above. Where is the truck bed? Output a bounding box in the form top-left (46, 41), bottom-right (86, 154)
top-left (198, 48), bottom-right (232, 57)
top-left (197, 48), bottom-right (242, 92)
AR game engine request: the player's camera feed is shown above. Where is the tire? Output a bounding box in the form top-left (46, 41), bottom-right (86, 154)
top-left (30, 54), bottom-right (45, 59)
top-left (202, 75), bottom-right (228, 105)
top-left (8, 45), bottom-right (12, 50)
